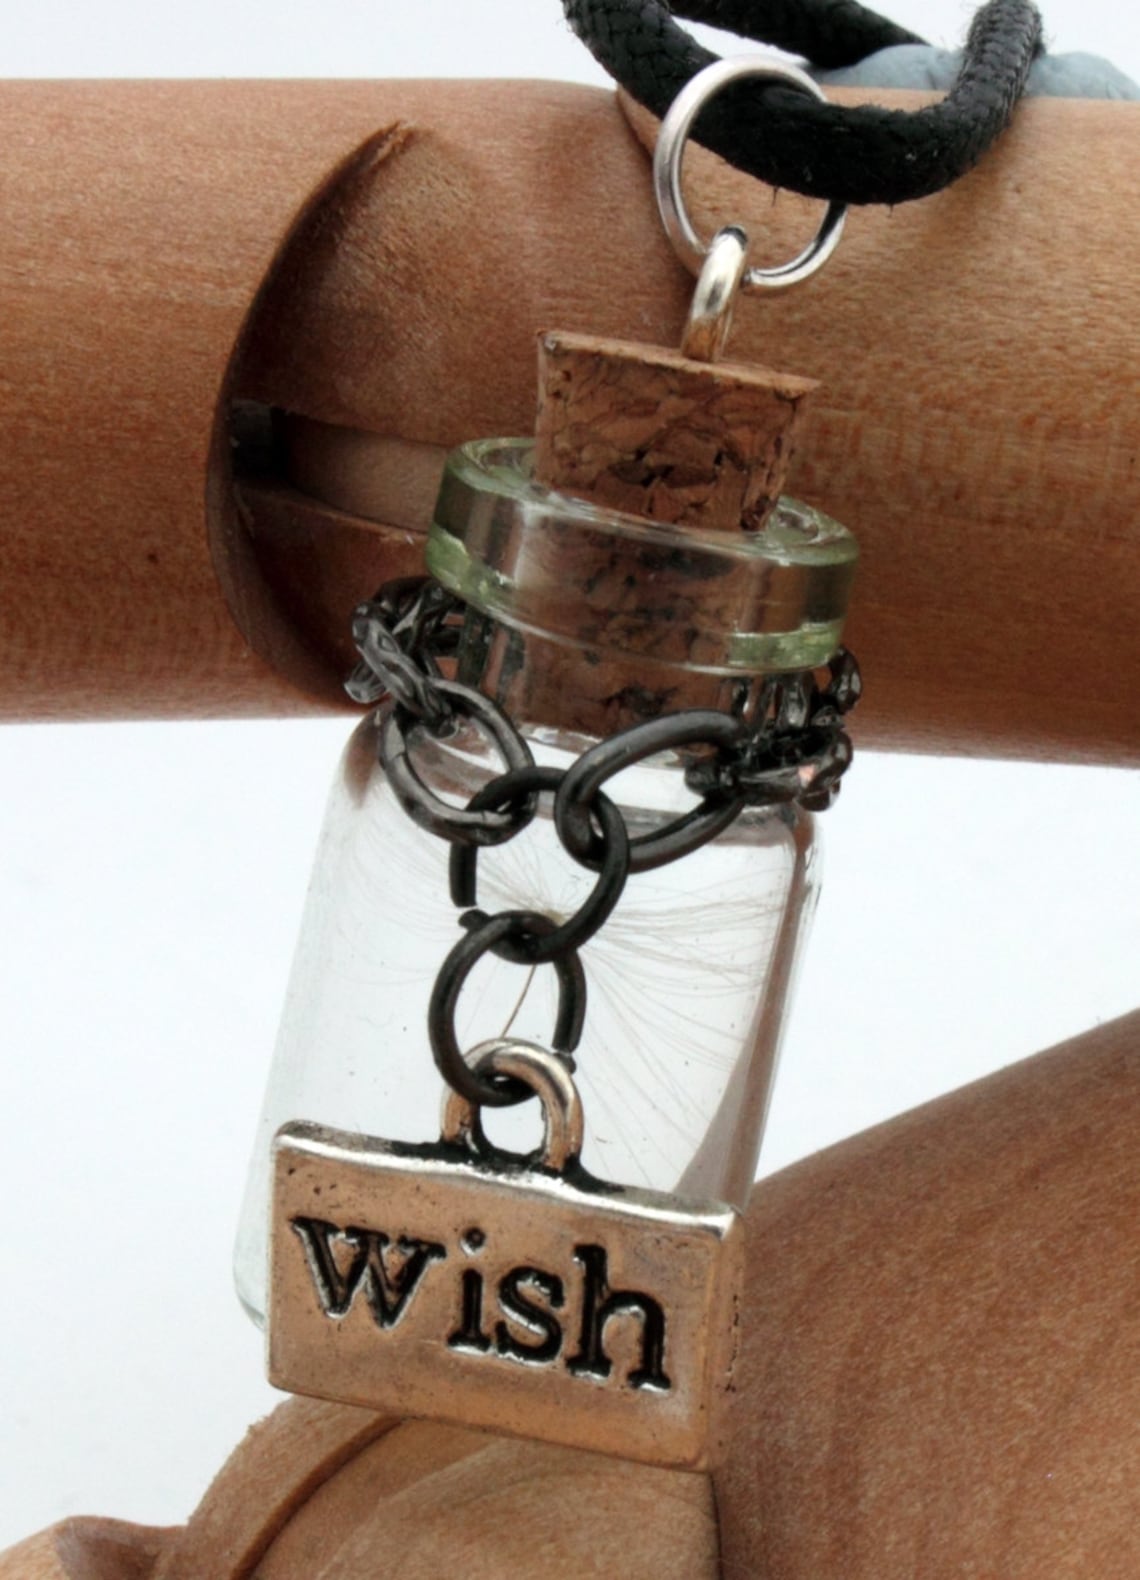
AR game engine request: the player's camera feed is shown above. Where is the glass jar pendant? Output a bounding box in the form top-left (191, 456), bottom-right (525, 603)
top-left (237, 435), bottom-right (857, 1317)
top-left (242, 61), bottom-right (861, 1472)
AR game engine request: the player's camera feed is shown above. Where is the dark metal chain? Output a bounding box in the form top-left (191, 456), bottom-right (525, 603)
top-left (684, 653), bottom-right (862, 814)
top-left (349, 578), bottom-right (860, 1108)
top-left (346, 577), bottom-right (465, 727)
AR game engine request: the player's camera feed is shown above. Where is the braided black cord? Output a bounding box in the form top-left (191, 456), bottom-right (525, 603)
top-left (669, 0), bottom-right (922, 70)
top-left (562, 0), bottom-right (1044, 204)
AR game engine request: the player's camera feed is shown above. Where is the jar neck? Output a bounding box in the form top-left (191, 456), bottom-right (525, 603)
top-left (455, 608), bottom-right (778, 746)
top-left (427, 440), bottom-right (857, 743)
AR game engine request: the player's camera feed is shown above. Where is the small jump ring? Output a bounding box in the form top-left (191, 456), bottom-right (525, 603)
top-left (681, 224), bottom-right (749, 362)
top-left (653, 55), bottom-right (847, 292)
top-left (428, 910), bottom-right (587, 1108)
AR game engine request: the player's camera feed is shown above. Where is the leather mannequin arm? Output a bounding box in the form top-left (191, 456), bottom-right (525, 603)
top-left (4, 1010), bottom-right (1135, 1579)
top-left (0, 80), bottom-right (1136, 761)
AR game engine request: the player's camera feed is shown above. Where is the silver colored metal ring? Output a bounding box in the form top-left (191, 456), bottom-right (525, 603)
top-left (441, 1039), bottom-right (585, 1172)
top-left (653, 55), bottom-right (847, 292)
top-left (681, 224), bottom-right (749, 362)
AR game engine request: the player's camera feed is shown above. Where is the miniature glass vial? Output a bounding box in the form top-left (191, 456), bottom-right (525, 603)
top-left (235, 439), bottom-right (857, 1323)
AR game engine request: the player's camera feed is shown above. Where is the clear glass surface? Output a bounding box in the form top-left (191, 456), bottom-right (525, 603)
top-left (234, 712), bottom-right (818, 1325)
top-left (429, 438), bottom-right (858, 675)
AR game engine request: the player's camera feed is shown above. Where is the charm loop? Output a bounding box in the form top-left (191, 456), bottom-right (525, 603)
top-left (681, 224), bottom-right (749, 362)
top-left (653, 55), bottom-right (847, 292)
top-left (450, 765), bottom-right (631, 965)
top-left (429, 910), bottom-right (587, 1107)
top-left (440, 1038), bottom-right (586, 1173)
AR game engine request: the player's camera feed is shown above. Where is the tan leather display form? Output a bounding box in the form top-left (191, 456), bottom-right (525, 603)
top-left (0, 80), bottom-right (1137, 762)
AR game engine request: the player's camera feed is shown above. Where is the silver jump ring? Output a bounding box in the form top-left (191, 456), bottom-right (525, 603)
top-left (653, 55), bottom-right (847, 292)
top-left (681, 224), bottom-right (749, 362)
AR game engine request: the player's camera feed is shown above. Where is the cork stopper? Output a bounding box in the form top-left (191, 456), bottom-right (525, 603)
top-left (533, 331), bottom-right (818, 533)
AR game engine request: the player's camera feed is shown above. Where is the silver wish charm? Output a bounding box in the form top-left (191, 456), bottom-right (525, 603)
top-left (269, 1040), bottom-right (743, 1470)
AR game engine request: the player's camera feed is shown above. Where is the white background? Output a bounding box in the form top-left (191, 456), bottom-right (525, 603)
top-left (1, 0), bottom-right (1137, 1551)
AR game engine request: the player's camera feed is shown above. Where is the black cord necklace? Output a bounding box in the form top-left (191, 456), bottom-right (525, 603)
top-left (562, 0), bottom-right (1044, 204)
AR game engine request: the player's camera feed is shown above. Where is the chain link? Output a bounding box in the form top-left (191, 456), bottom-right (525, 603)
top-left (450, 766), bottom-right (631, 965)
top-left (555, 710), bottom-right (749, 875)
top-left (684, 651), bottom-right (862, 814)
top-left (380, 683), bottom-right (538, 846)
top-left (350, 577), bottom-right (860, 1106)
top-left (346, 579), bottom-right (464, 726)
